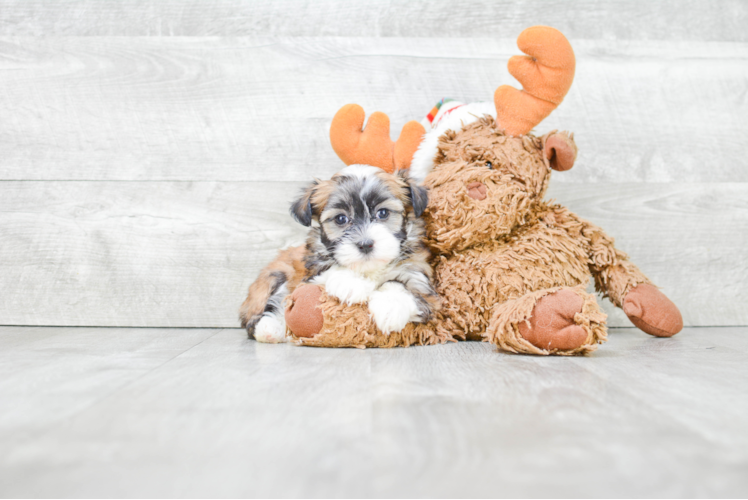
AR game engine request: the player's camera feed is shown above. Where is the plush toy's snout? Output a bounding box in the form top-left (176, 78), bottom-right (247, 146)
top-left (467, 182), bottom-right (487, 200)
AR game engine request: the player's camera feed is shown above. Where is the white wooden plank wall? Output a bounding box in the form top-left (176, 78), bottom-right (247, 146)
top-left (0, 1), bottom-right (746, 327)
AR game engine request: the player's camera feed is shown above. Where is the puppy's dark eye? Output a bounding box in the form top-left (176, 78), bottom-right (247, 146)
top-left (485, 161), bottom-right (493, 169)
top-left (376, 208), bottom-right (389, 220)
top-left (334, 214), bottom-right (349, 225)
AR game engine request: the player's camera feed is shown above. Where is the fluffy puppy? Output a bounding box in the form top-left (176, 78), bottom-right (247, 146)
top-left (240, 164), bottom-right (438, 343)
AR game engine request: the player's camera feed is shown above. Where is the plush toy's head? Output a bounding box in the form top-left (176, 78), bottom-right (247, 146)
top-left (328, 26), bottom-right (578, 254)
top-left (422, 120), bottom-right (578, 254)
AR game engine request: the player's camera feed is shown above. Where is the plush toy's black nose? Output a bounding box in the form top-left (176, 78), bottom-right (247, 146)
top-left (356, 240), bottom-right (374, 254)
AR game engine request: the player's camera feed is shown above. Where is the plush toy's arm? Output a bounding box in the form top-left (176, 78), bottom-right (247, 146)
top-left (548, 207), bottom-right (681, 337)
top-left (580, 221), bottom-right (649, 307)
top-left (579, 219), bottom-right (683, 337)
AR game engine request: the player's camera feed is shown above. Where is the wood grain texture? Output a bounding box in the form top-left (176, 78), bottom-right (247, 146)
top-left (0, 37), bottom-right (746, 182)
top-left (0, 3), bottom-right (744, 329)
top-left (546, 182), bottom-right (748, 329)
top-left (0, 0), bottom-right (746, 40)
top-left (0, 326), bottom-right (746, 497)
top-left (0, 326), bottom-right (218, 446)
top-left (0, 181), bottom-right (308, 327)
top-left (0, 181), bottom-right (744, 327)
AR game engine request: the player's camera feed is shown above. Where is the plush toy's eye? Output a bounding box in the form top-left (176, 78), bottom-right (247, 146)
top-left (376, 208), bottom-right (390, 220)
top-left (486, 161), bottom-right (493, 169)
top-left (334, 214), bottom-right (349, 225)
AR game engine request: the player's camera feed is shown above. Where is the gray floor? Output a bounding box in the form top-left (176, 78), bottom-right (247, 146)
top-left (1, 326), bottom-right (746, 498)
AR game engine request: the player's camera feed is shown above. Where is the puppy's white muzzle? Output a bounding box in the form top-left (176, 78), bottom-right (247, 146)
top-left (335, 224), bottom-right (401, 274)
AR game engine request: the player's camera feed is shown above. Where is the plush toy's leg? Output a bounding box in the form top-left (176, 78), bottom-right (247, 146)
top-left (485, 285), bottom-right (607, 356)
top-left (582, 222), bottom-right (683, 337)
top-left (284, 284), bottom-right (450, 348)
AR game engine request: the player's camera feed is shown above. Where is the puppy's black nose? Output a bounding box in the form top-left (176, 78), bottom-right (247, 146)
top-left (356, 240), bottom-right (374, 254)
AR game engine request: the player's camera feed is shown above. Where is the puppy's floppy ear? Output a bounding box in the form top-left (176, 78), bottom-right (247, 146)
top-left (409, 183), bottom-right (428, 217)
top-left (289, 180), bottom-right (318, 227)
top-left (398, 172), bottom-right (428, 217)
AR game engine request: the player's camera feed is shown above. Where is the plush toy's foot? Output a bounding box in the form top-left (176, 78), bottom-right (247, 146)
top-left (518, 289), bottom-right (588, 351)
top-left (285, 284), bottom-right (324, 338)
top-left (623, 283), bottom-right (683, 337)
top-left (486, 285), bottom-right (607, 356)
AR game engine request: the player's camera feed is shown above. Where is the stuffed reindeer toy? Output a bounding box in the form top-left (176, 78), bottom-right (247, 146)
top-left (263, 25), bottom-right (683, 355)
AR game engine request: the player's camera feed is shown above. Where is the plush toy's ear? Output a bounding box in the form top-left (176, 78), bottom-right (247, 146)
top-left (544, 131), bottom-right (577, 171)
top-left (289, 180), bottom-right (318, 227)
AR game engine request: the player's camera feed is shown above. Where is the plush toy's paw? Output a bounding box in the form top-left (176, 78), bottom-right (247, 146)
top-left (368, 282), bottom-right (419, 335)
top-left (518, 289), bottom-right (588, 351)
top-left (253, 314), bottom-right (288, 343)
top-left (623, 283), bottom-right (683, 337)
top-left (285, 284), bottom-right (324, 338)
top-left (315, 268), bottom-right (376, 305)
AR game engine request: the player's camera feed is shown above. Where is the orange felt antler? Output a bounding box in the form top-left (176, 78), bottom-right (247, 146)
top-left (330, 104), bottom-right (425, 173)
top-left (494, 26), bottom-right (576, 136)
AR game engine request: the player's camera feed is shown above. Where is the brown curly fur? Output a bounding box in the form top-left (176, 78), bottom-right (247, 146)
top-left (290, 289), bottom-right (450, 349)
top-left (292, 117), bottom-right (651, 355)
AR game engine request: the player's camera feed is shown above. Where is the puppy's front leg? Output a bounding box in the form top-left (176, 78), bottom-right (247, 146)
top-left (368, 281), bottom-right (420, 334)
top-left (312, 267), bottom-right (377, 305)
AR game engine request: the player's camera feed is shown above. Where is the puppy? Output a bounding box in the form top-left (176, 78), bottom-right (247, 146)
top-left (240, 164), bottom-right (438, 343)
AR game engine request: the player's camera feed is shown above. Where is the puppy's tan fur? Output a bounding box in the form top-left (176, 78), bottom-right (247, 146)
top-left (239, 246), bottom-right (306, 331)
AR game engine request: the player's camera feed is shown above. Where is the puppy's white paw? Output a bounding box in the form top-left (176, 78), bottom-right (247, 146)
top-left (368, 282), bottom-right (420, 335)
top-left (321, 268), bottom-right (377, 305)
top-left (253, 315), bottom-right (288, 343)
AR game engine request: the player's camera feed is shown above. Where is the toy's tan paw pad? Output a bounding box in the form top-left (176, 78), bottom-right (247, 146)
top-left (285, 284), bottom-right (324, 338)
top-left (518, 289), bottom-right (587, 351)
top-left (623, 283), bottom-right (683, 337)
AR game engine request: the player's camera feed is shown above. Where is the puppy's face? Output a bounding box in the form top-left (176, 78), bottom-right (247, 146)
top-left (291, 165), bottom-right (428, 274)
